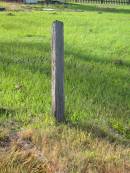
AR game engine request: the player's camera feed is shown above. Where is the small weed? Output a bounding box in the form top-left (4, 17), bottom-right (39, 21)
top-left (7, 12), bottom-right (15, 16)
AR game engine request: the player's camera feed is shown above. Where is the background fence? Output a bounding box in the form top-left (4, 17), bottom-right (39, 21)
top-left (67, 0), bottom-right (130, 5)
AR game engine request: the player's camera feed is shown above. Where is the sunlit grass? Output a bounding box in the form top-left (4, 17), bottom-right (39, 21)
top-left (0, 2), bottom-right (130, 172)
top-left (0, 6), bottom-right (130, 139)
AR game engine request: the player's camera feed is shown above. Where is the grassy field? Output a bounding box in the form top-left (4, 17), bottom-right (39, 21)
top-left (0, 2), bottom-right (130, 172)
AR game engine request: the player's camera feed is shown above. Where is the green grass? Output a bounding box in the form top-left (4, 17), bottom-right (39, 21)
top-left (0, 4), bottom-right (130, 139)
top-left (0, 2), bottom-right (130, 172)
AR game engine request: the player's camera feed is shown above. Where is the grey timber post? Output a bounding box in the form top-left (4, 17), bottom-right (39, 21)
top-left (52, 21), bottom-right (64, 122)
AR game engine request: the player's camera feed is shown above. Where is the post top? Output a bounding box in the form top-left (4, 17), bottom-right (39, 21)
top-left (53, 20), bottom-right (63, 25)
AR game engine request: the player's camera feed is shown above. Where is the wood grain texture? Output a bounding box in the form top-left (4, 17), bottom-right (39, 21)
top-left (52, 21), bottom-right (64, 122)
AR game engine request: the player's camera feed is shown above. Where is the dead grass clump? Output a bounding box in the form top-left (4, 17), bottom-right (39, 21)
top-left (0, 125), bottom-right (130, 173)
top-left (32, 125), bottom-right (130, 173)
top-left (0, 128), bottom-right (10, 148)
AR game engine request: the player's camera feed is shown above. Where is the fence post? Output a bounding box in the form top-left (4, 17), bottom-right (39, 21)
top-left (52, 21), bottom-right (64, 122)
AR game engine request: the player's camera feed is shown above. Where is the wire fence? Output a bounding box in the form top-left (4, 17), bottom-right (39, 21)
top-left (67, 0), bottom-right (130, 5)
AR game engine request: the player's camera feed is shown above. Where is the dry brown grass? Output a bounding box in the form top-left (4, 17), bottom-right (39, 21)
top-left (0, 124), bottom-right (130, 173)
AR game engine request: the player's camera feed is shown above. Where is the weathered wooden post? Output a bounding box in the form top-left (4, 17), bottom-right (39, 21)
top-left (52, 21), bottom-right (64, 122)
